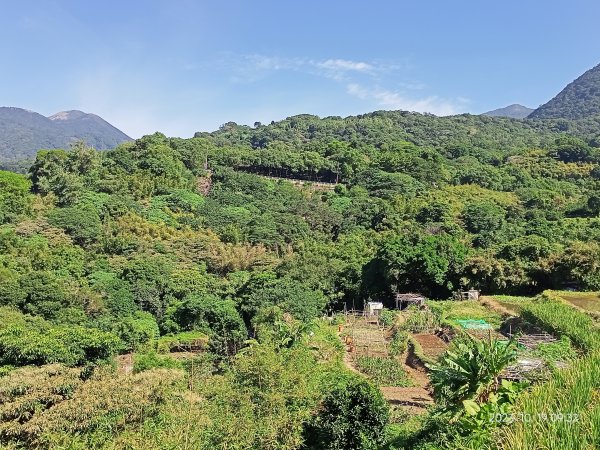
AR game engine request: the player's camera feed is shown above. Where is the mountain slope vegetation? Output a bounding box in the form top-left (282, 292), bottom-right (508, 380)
top-left (529, 62), bottom-right (600, 120)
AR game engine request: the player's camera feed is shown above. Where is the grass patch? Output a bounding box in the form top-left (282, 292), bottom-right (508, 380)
top-left (389, 330), bottom-right (409, 357)
top-left (133, 352), bottom-right (183, 373)
top-left (497, 351), bottom-right (600, 450)
top-left (492, 295), bottom-right (535, 314)
top-left (156, 331), bottom-right (209, 353)
top-left (307, 320), bottom-right (345, 363)
top-left (529, 336), bottom-right (579, 364)
top-left (429, 300), bottom-right (503, 330)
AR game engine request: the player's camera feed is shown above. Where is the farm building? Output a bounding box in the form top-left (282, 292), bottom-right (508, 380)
top-left (395, 293), bottom-right (426, 309)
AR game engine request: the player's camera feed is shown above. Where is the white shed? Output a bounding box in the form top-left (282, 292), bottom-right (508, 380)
top-left (366, 302), bottom-right (384, 316)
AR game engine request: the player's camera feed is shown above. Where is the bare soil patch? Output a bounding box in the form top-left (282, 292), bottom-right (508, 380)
top-left (380, 386), bottom-right (434, 412)
top-left (116, 353), bottom-right (133, 375)
top-left (413, 333), bottom-right (448, 360)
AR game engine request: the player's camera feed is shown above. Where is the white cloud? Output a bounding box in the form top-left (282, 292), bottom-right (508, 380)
top-left (346, 83), bottom-right (468, 116)
top-left (228, 54), bottom-right (462, 115)
top-left (68, 53), bottom-right (469, 137)
top-left (317, 59), bottom-right (373, 72)
top-left (227, 54), bottom-right (383, 83)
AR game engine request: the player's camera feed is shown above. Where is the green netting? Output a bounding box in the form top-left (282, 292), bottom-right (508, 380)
top-left (456, 319), bottom-right (492, 330)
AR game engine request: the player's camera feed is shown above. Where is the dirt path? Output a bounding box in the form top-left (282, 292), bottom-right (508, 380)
top-left (480, 296), bottom-right (518, 317)
top-left (380, 349), bottom-right (434, 412)
top-left (380, 386), bottom-right (434, 412)
top-left (117, 353), bottom-right (134, 375)
top-left (342, 348), bottom-right (362, 375)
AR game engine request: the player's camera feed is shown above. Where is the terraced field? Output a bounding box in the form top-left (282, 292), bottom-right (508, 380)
top-left (556, 291), bottom-right (600, 315)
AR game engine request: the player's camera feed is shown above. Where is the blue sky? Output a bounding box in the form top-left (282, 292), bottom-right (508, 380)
top-left (1, 0), bottom-right (599, 138)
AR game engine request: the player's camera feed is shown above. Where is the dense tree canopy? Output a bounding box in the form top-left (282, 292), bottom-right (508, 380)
top-left (0, 112), bottom-right (598, 345)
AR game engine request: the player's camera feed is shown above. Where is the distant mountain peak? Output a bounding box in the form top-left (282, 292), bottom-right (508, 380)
top-left (528, 63), bottom-right (600, 119)
top-left (0, 106), bottom-right (132, 162)
top-left (48, 110), bottom-right (91, 121)
top-left (482, 104), bottom-right (533, 119)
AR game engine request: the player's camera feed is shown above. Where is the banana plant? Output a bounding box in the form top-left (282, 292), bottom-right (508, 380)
top-left (426, 333), bottom-right (518, 412)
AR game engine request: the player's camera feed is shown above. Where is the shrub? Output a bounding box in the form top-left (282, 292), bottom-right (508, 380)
top-left (0, 171), bottom-right (31, 224)
top-left (133, 352), bottom-right (183, 373)
top-left (402, 306), bottom-right (441, 333)
top-left (305, 374), bottom-right (390, 450)
top-left (172, 294), bottom-right (247, 357)
top-left (427, 334), bottom-right (517, 410)
top-left (0, 325), bottom-right (120, 367)
top-left (47, 205), bottom-right (102, 246)
top-left (389, 330), bottom-right (409, 357)
top-left (378, 309), bottom-right (396, 327)
top-left (0, 364), bottom-right (83, 441)
top-left (109, 311), bottom-right (160, 352)
top-left (156, 331), bottom-right (209, 353)
top-left (0, 365), bottom-right (183, 447)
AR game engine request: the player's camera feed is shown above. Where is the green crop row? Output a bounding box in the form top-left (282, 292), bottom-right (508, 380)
top-left (520, 291), bottom-right (600, 353)
top-left (355, 356), bottom-right (412, 387)
top-left (496, 351), bottom-right (600, 450)
top-left (494, 292), bottom-right (600, 449)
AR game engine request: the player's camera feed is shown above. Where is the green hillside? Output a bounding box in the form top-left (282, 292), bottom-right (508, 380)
top-left (529, 63), bottom-right (600, 120)
top-left (0, 111), bottom-right (600, 449)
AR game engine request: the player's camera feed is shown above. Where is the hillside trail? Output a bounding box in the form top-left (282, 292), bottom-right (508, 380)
top-left (480, 296), bottom-right (518, 317)
top-left (383, 348), bottom-right (434, 413)
top-left (116, 353), bottom-right (134, 375)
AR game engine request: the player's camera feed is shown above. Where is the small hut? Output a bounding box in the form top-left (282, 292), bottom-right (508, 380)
top-left (456, 289), bottom-right (480, 301)
top-left (366, 302), bottom-right (384, 317)
top-left (395, 293), bottom-right (426, 310)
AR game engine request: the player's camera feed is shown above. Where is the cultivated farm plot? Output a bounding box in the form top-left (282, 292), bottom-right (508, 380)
top-left (412, 333), bottom-right (448, 360)
top-left (349, 325), bottom-right (388, 357)
top-left (429, 299), bottom-right (504, 331)
top-left (489, 295), bottom-right (534, 315)
top-left (555, 291), bottom-right (600, 316)
top-left (341, 314), bottom-right (434, 413)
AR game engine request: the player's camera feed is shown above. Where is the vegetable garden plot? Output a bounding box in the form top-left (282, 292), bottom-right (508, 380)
top-left (343, 313), bottom-right (389, 357)
top-left (428, 300), bottom-right (504, 331)
top-left (412, 333), bottom-right (448, 360)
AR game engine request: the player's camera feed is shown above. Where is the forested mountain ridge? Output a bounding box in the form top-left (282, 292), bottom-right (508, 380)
top-left (0, 106), bottom-right (132, 162)
top-left (199, 110), bottom-right (600, 164)
top-left (529, 62), bottom-right (600, 119)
